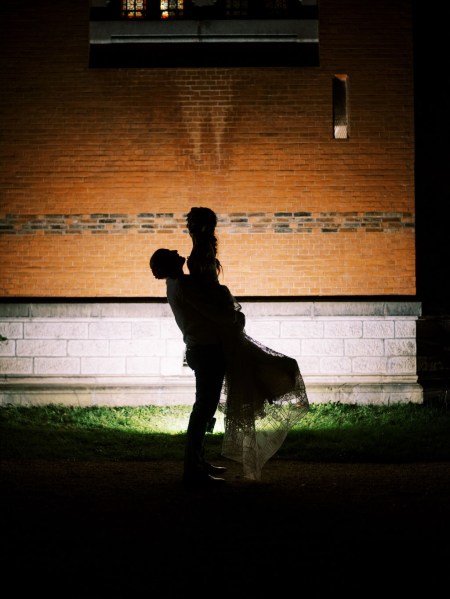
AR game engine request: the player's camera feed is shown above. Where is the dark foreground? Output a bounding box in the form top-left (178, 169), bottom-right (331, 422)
top-left (1, 458), bottom-right (450, 596)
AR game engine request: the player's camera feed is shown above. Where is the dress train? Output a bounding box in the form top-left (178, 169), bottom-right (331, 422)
top-left (220, 331), bottom-right (309, 480)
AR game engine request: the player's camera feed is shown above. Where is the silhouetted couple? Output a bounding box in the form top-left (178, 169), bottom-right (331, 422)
top-left (150, 207), bottom-right (308, 486)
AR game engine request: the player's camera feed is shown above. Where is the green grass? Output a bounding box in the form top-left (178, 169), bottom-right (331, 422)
top-left (1, 402), bottom-right (450, 463)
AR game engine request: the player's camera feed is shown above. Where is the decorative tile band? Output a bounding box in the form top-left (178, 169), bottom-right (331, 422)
top-left (0, 212), bottom-right (415, 235)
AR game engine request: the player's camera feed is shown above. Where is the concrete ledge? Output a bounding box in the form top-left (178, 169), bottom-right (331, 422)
top-left (0, 376), bottom-right (423, 407)
top-left (0, 376), bottom-right (194, 407)
top-left (0, 300), bottom-right (422, 319)
top-left (306, 383), bottom-right (423, 405)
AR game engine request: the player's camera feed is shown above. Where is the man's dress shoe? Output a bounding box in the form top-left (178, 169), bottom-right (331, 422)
top-left (204, 463), bottom-right (227, 475)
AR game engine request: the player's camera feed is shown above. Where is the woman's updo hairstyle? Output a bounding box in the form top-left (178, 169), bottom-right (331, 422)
top-left (186, 207), bottom-right (217, 237)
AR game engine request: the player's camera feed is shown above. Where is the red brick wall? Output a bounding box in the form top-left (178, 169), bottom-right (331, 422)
top-left (0, 0), bottom-right (415, 298)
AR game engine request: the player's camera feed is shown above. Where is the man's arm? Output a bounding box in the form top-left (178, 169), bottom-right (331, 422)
top-left (180, 278), bottom-right (244, 329)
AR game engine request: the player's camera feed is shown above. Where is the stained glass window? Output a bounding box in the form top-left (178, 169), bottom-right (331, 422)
top-left (121, 0), bottom-right (147, 19)
top-left (225, 1), bottom-right (249, 18)
top-left (160, 0), bottom-right (184, 19)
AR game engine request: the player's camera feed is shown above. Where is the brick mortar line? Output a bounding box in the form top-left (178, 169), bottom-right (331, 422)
top-left (0, 212), bottom-right (415, 235)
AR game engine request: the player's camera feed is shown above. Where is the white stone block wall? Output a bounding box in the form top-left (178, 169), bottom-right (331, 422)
top-left (0, 301), bottom-right (423, 406)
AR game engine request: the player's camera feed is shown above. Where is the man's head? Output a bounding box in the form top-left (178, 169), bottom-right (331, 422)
top-left (150, 249), bottom-right (185, 280)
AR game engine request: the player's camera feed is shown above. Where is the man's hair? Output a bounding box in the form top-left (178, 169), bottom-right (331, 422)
top-left (150, 248), bottom-right (173, 279)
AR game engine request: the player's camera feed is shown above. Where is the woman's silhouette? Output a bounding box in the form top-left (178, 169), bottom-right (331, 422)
top-left (185, 207), bottom-right (309, 480)
top-left (186, 206), bottom-right (222, 283)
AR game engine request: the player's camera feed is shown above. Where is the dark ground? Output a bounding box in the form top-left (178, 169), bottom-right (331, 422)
top-left (1, 457), bottom-right (450, 597)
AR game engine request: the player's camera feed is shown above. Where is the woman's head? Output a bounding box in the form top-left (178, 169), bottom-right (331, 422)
top-left (150, 249), bottom-right (185, 280)
top-left (186, 207), bottom-right (222, 277)
top-left (186, 207), bottom-right (217, 237)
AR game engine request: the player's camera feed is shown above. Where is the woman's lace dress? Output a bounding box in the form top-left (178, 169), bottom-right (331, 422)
top-left (186, 226), bottom-right (309, 481)
top-left (219, 305), bottom-right (309, 481)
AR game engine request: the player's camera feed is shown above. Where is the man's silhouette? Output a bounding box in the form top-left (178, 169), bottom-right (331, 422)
top-left (150, 248), bottom-right (243, 486)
